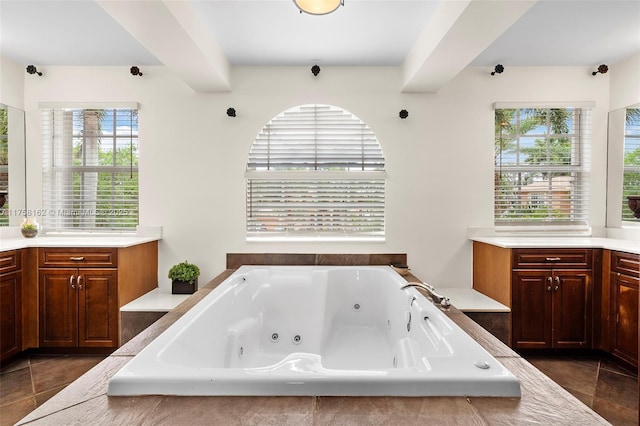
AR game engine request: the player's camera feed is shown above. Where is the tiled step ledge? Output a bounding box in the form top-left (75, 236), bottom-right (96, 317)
top-left (120, 288), bottom-right (191, 313)
top-left (119, 288), bottom-right (192, 345)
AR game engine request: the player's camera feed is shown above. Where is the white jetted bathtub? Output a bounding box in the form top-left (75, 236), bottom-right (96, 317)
top-left (108, 266), bottom-right (521, 397)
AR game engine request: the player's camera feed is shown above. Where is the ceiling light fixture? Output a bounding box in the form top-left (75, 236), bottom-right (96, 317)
top-left (294, 0), bottom-right (343, 15)
top-left (399, 110), bottom-right (409, 119)
top-left (226, 107), bottom-right (237, 117)
top-left (130, 66), bottom-right (143, 76)
top-left (592, 64), bottom-right (608, 76)
top-left (311, 65), bottom-right (321, 76)
top-left (26, 65), bottom-right (42, 76)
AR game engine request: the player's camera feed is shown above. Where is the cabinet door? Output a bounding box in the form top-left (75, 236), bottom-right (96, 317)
top-left (610, 272), bottom-right (639, 367)
top-left (1, 271), bottom-right (22, 361)
top-left (552, 270), bottom-right (592, 349)
top-left (512, 270), bottom-right (553, 348)
top-left (77, 269), bottom-right (118, 347)
top-left (39, 269), bottom-right (78, 347)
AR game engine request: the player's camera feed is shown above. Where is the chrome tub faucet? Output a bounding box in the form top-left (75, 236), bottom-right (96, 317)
top-left (401, 282), bottom-right (451, 307)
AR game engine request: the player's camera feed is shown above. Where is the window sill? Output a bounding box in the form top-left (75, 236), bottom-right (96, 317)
top-left (468, 225), bottom-right (593, 238)
top-left (621, 222), bottom-right (640, 227)
top-left (246, 235), bottom-right (385, 243)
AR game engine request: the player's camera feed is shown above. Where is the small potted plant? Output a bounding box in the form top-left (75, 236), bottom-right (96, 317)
top-left (168, 260), bottom-right (200, 294)
top-left (21, 217), bottom-right (40, 238)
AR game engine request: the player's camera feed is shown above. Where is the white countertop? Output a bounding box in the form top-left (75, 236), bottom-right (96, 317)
top-left (0, 234), bottom-right (160, 252)
top-left (471, 236), bottom-right (640, 255)
top-left (120, 288), bottom-right (190, 312)
top-left (435, 287), bottom-right (511, 313)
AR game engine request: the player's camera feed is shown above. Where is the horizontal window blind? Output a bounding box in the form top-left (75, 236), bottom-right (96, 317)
top-left (623, 108), bottom-right (640, 222)
top-left (248, 104), bottom-right (384, 171)
top-left (247, 179), bottom-right (385, 234)
top-left (41, 107), bottom-right (139, 231)
top-left (247, 104), bottom-right (385, 236)
top-left (494, 107), bottom-right (591, 226)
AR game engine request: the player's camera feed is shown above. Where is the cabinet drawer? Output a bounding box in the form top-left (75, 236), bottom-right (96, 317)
top-left (611, 251), bottom-right (640, 277)
top-left (39, 248), bottom-right (118, 268)
top-left (0, 250), bottom-right (21, 274)
top-left (513, 249), bottom-right (592, 269)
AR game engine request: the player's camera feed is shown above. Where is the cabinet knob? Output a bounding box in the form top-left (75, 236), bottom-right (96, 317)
top-left (69, 256), bottom-right (85, 261)
top-left (546, 257), bottom-right (561, 262)
top-left (69, 275), bottom-right (76, 289)
top-left (77, 275), bottom-right (83, 290)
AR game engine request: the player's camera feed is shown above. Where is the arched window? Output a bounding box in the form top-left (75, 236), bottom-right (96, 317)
top-left (246, 104), bottom-right (386, 240)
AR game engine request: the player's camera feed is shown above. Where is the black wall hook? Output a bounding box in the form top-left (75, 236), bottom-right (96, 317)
top-left (26, 65), bottom-right (42, 76)
top-left (130, 66), bottom-right (143, 76)
top-left (226, 107), bottom-right (237, 117)
top-left (311, 65), bottom-right (321, 76)
top-left (592, 64), bottom-right (608, 76)
top-left (491, 64), bottom-right (504, 76)
top-left (399, 109), bottom-right (409, 119)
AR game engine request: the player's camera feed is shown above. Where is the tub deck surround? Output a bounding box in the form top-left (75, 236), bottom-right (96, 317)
top-left (226, 253), bottom-right (408, 269)
top-left (107, 266), bottom-right (521, 397)
top-left (16, 268), bottom-right (608, 425)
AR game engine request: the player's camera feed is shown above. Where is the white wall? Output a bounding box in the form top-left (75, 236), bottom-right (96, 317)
top-left (0, 56), bottom-right (24, 109)
top-left (21, 65), bottom-right (610, 291)
top-left (609, 53), bottom-right (640, 112)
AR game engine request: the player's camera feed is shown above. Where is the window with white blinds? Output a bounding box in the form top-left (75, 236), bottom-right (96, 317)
top-left (623, 108), bottom-right (640, 223)
top-left (494, 106), bottom-right (591, 226)
top-left (41, 105), bottom-right (139, 231)
top-left (246, 104), bottom-right (385, 238)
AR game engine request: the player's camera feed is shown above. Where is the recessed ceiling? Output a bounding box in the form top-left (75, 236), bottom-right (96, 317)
top-left (0, 0), bottom-right (161, 66)
top-left (471, 0), bottom-right (640, 66)
top-left (1, 0), bottom-right (639, 92)
top-left (191, 1), bottom-right (438, 66)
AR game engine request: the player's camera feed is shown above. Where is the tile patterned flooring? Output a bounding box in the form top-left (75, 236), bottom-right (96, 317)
top-left (0, 354), bottom-right (106, 426)
top-left (0, 352), bottom-right (637, 425)
top-left (524, 354), bottom-right (638, 425)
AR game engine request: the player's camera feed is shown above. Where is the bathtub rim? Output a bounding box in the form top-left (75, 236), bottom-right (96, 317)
top-left (108, 265), bottom-right (521, 398)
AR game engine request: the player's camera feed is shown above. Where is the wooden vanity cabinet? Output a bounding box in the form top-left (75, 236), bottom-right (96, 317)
top-left (609, 251), bottom-right (640, 368)
top-left (511, 249), bottom-right (593, 349)
top-left (37, 242), bottom-right (158, 350)
top-left (473, 243), bottom-right (595, 350)
top-left (39, 248), bottom-right (119, 348)
top-left (1, 250), bottom-right (22, 362)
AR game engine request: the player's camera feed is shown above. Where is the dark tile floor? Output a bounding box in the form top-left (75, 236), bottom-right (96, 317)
top-left (0, 354), bottom-right (106, 426)
top-left (0, 353), bottom-right (637, 425)
top-left (523, 353), bottom-right (638, 425)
